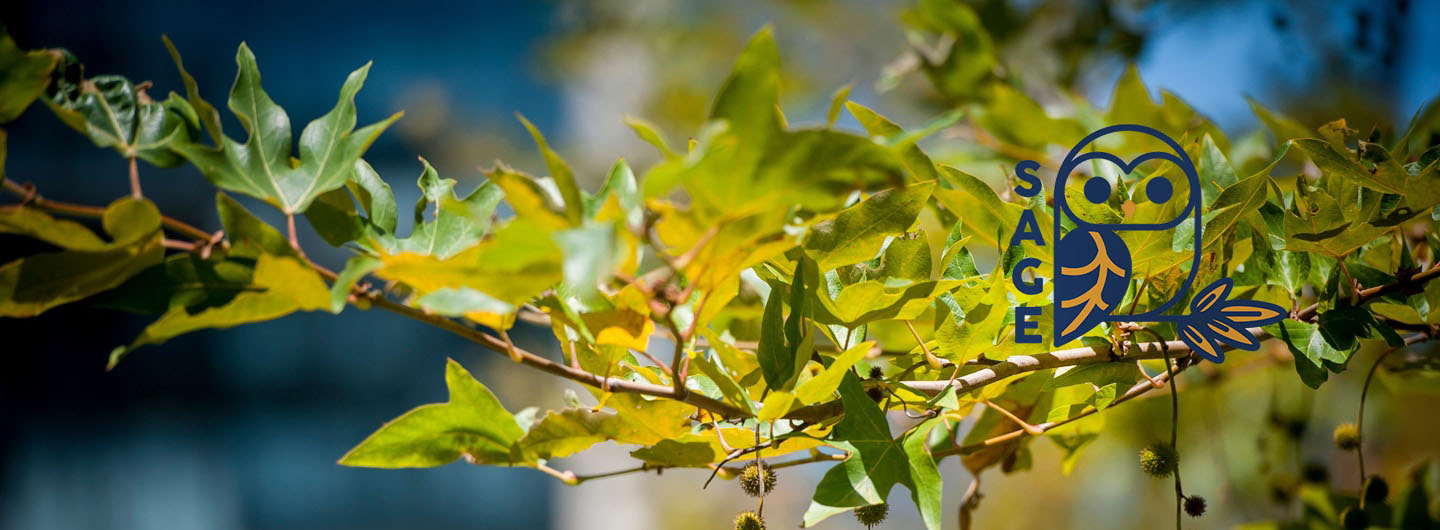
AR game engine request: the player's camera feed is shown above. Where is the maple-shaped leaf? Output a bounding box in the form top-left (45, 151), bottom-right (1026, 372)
top-left (169, 42), bottom-right (400, 214)
top-left (802, 373), bottom-right (943, 530)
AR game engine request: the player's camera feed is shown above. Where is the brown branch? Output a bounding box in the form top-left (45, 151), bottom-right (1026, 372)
top-left (781, 332), bottom-right (1250, 423)
top-left (2, 177), bottom-right (213, 241)
top-left (1295, 260), bottom-right (1440, 322)
top-left (934, 354), bottom-right (1197, 459)
top-left (358, 291), bottom-right (750, 419)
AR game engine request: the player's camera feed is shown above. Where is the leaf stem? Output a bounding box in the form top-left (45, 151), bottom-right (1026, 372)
top-left (128, 157), bottom-right (142, 198)
top-left (286, 212), bottom-right (308, 260)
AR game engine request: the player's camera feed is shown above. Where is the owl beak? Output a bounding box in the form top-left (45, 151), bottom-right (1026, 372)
top-left (1121, 200), bottom-right (1137, 217)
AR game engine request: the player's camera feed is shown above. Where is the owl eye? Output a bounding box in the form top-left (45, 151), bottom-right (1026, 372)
top-left (1146, 176), bottom-right (1173, 203)
top-left (1083, 177), bottom-right (1111, 204)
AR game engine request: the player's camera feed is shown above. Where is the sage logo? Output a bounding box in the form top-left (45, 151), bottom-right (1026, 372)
top-left (1009, 124), bottom-right (1286, 362)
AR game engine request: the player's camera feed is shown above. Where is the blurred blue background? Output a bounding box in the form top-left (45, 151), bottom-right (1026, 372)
top-left (2, 1), bottom-right (1437, 529)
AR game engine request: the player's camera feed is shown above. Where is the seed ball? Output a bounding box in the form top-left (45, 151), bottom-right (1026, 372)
top-left (1334, 423), bottom-right (1361, 450)
top-left (734, 511), bottom-right (765, 530)
top-left (1340, 505), bottom-right (1369, 530)
top-left (1301, 462), bottom-right (1330, 484)
top-left (1139, 442), bottom-right (1179, 478)
top-left (739, 462), bottom-right (777, 497)
top-left (1286, 420), bottom-right (1308, 439)
top-left (1363, 476), bottom-right (1388, 504)
top-left (869, 365), bottom-right (883, 379)
top-left (854, 503), bottom-right (889, 528)
top-left (866, 386), bottom-right (885, 402)
top-left (1270, 483), bottom-right (1292, 505)
top-left (1184, 495), bottom-right (1207, 517)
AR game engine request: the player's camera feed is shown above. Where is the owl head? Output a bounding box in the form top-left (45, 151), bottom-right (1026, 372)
top-left (1052, 124), bottom-right (1200, 231)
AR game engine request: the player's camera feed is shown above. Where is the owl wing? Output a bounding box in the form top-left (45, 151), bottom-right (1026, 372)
top-left (1053, 228), bottom-right (1132, 346)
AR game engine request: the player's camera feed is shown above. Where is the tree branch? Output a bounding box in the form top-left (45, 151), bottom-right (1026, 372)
top-left (2, 177), bottom-right (213, 241)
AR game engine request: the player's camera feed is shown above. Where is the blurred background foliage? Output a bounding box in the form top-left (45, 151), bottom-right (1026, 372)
top-left (2, 0), bottom-right (1438, 529)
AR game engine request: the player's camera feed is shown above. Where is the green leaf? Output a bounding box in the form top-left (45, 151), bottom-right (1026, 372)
top-left (709, 26), bottom-right (781, 152)
top-left (91, 252), bottom-right (254, 316)
top-left (170, 43), bottom-right (400, 214)
top-left (110, 252), bottom-right (332, 368)
top-left (1266, 320), bottom-right (1349, 389)
top-left (690, 351), bottom-right (756, 415)
top-left (348, 159), bottom-right (397, 234)
top-left (553, 221), bottom-right (615, 306)
top-left (587, 159), bottom-right (642, 228)
top-left (802, 182), bottom-right (934, 271)
top-left (624, 116), bottom-right (676, 160)
top-left (514, 394), bottom-right (692, 461)
top-left (1294, 138), bottom-right (1407, 195)
top-left (846, 101), bottom-right (939, 181)
top-left (330, 255), bottom-right (379, 312)
top-left (339, 358), bottom-right (525, 467)
top-left (0, 205), bottom-right (105, 249)
top-left (304, 186), bottom-right (364, 247)
top-left (0, 26), bottom-right (59, 123)
top-left (813, 278), bottom-right (962, 327)
top-left (388, 158), bottom-right (502, 258)
top-left (758, 267), bottom-right (799, 389)
top-left (794, 341), bottom-right (874, 403)
top-left (903, 0), bottom-right (995, 101)
top-left (1196, 133), bottom-right (1239, 204)
top-left (374, 218), bottom-right (563, 310)
top-left (826, 84), bottom-right (852, 129)
top-left (216, 192), bottom-right (296, 258)
top-left (935, 268), bottom-right (1008, 362)
top-left (45, 51), bottom-right (196, 167)
top-left (1248, 98), bottom-right (1311, 144)
top-left (517, 114), bottom-right (583, 225)
top-left (0, 197), bottom-right (163, 317)
top-left (933, 166), bottom-right (1049, 264)
top-left (803, 373), bottom-right (940, 530)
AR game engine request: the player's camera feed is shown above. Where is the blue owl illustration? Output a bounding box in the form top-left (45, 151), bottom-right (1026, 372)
top-left (1051, 124), bottom-right (1286, 362)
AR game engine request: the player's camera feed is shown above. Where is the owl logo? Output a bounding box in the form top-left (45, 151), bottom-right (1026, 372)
top-left (1051, 124), bottom-right (1286, 362)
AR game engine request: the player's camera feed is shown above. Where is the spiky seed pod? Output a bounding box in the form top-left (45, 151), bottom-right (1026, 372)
top-left (1139, 442), bottom-right (1179, 478)
top-left (734, 511), bottom-right (765, 530)
top-left (739, 462), bottom-right (777, 497)
top-left (854, 503), bottom-right (889, 528)
top-left (869, 365), bottom-right (883, 379)
top-left (1339, 505), bottom-right (1369, 530)
top-left (1334, 423), bottom-right (1361, 450)
top-left (1184, 496), bottom-right (1207, 517)
top-left (1364, 476), bottom-right (1389, 504)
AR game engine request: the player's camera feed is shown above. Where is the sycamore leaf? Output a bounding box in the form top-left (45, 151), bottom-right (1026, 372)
top-left (169, 43), bottom-right (400, 214)
top-left (373, 218), bottom-right (563, 320)
top-left (0, 197), bottom-right (163, 317)
top-left (794, 341), bottom-right (874, 403)
top-left (514, 394), bottom-right (693, 461)
top-left (45, 50), bottom-right (195, 167)
top-left (802, 182), bottom-right (934, 271)
top-left (803, 373), bottom-right (942, 530)
top-left (339, 359), bottom-right (525, 467)
top-left (0, 26), bottom-right (59, 123)
top-left (517, 114), bottom-right (583, 225)
top-left (109, 252), bottom-right (331, 368)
